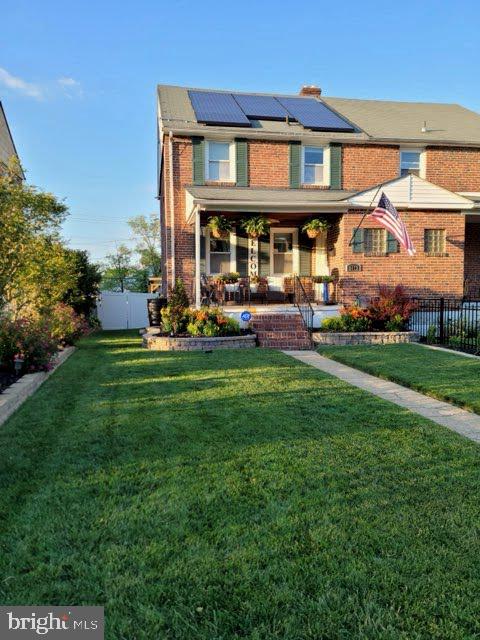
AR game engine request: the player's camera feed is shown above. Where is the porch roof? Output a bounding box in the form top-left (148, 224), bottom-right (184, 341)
top-left (185, 185), bottom-right (355, 221)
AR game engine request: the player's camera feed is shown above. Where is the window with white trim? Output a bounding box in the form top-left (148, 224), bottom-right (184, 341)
top-left (208, 235), bottom-right (231, 274)
top-left (205, 141), bottom-right (235, 182)
top-left (424, 229), bottom-right (446, 254)
top-left (364, 228), bottom-right (386, 254)
top-left (400, 150), bottom-right (421, 177)
top-left (302, 146), bottom-right (324, 185)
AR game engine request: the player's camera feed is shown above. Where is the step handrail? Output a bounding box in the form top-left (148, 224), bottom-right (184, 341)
top-left (293, 276), bottom-right (314, 333)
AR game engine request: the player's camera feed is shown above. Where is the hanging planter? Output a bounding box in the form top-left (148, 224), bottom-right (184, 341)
top-left (302, 217), bottom-right (329, 239)
top-left (240, 215), bottom-right (271, 238)
top-left (207, 215), bottom-right (233, 239)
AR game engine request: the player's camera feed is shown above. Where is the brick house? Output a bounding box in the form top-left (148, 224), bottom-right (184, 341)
top-left (157, 84), bottom-right (480, 306)
top-left (0, 101), bottom-right (22, 176)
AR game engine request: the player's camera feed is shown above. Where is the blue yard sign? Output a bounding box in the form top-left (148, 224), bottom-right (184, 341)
top-left (240, 311), bottom-right (252, 322)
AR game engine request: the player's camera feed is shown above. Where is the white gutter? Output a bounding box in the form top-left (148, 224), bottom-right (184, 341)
top-left (168, 131), bottom-right (175, 285)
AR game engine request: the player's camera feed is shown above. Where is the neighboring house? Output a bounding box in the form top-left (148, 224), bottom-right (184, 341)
top-left (0, 101), bottom-right (22, 176)
top-left (157, 84), bottom-right (480, 305)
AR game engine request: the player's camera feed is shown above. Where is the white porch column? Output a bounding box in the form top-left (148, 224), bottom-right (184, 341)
top-left (195, 207), bottom-right (201, 309)
top-left (315, 231), bottom-right (329, 275)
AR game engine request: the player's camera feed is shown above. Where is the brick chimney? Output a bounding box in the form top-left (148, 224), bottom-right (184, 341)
top-left (299, 85), bottom-right (322, 97)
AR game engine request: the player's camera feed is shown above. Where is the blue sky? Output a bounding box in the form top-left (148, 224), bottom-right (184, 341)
top-left (2, 0), bottom-right (479, 262)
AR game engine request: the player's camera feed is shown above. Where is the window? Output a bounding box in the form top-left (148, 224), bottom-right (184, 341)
top-left (209, 235), bottom-right (231, 274)
top-left (424, 229), bottom-right (446, 254)
top-left (206, 141), bottom-right (234, 181)
top-left (302, 146), bottom-right (324, 184)
top-left (400, 150), bottom-right (421, 177)
top-left (364, 228), bottom-right (386, 254)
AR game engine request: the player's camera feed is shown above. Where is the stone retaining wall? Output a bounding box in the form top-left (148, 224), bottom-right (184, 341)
top-left (144, 334), bottom-right (257, 351)
top-left (313, 331), bottom-right (419, 346)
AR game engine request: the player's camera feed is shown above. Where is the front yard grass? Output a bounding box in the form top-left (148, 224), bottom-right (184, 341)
top-left (2, 332), bottom-right (480, 638)
top-left (318, 342), bottom-right (480, 414)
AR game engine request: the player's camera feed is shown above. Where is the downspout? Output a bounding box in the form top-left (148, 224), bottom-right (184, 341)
top-left (168, 131), bottom-right (176, 286)
top-left (195, 206), bottom-right (201, 309)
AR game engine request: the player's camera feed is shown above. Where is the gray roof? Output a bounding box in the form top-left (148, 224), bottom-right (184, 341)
top-left (186, 185), bottom-right (354, 204)
top-left (0, 102), bottom-right (19, 167)
top-left (158, 85), bottom-right (480, 146)
top-left (324, 97), bottom-right (480, 145)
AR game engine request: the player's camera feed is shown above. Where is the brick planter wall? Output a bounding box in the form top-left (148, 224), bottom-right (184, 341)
top-left (313, 331), bottom-right (419, 346)
top-left (143, 334), bottom-right (257, 351)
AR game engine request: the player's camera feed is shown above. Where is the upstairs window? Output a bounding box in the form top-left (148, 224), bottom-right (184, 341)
top-left (302, 146), bottom-right (324, 185)
top-left (400, 150), bottom-right (421, 176)
top-left (205, 141), bottom-right (235, 182)
top-left (424, 229), bottom-right (446, 255)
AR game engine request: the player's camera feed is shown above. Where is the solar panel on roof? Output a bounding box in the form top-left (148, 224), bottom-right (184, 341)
top-left (232, 94), bottom-right (288, 120)
top-left (188, 91), bottom-right (251, 127)
top-left (277, 97), bottom-right (355, 132)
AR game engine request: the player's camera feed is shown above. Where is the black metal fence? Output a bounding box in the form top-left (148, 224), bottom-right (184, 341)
top-left (409, 297), bottom-right (480, 355)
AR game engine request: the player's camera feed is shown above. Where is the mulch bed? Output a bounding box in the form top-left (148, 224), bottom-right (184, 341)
top-left (0, 371), bottom-right (21, 395)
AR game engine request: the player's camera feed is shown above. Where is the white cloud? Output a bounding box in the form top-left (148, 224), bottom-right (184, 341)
top-left (0, 67), bottom-right (43, 99)
top-left (57, 76), bottom-right (83, 97)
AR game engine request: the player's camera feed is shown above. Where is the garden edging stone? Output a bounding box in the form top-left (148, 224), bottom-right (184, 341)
top-left (0, 346), bottom-right (75, 427)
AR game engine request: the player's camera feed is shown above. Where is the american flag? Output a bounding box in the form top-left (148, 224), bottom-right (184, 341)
top-left (369, 192), bottom-right (416, 256)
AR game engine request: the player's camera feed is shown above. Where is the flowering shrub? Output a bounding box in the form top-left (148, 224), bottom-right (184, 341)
top-left (0, 317), bottom-right (58, 373)
top-left (321, 285), bottom-right (416, 333)
top-left (46, 303), bottom-right (89, 345)
top-left (186, 308), bottom-right (240, 337)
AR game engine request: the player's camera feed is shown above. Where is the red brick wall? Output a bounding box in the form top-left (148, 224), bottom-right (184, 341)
top-left (426, 147), bottom-right (480, 192)
top-left (162, 135), bottom-right (196, 299)
top-left (338, 210), bottom-right (465, 303)
top-left (342, 145), bottom-right (399, 191)
top-left (464, 221), bottom-right (480, 297)
top-left (249, 140), bottom-right (289, 188)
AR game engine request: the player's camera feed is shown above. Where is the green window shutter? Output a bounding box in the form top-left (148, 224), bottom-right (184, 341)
top-left (259, 235), bottom-right (271, 277)
top-left (236, 231), bottom-right (249, 276)
top-left (387, 232), bottom-right (399, 254)
top-left (289, 142), bottom-right (301, 188)
top-left (200, 229), bottom-right (206, 275)
top-left (235, 139), bottom-right (248, 187)
top-left (192, 137), bottom-right (205, 185)
top-left (299, 235), bottom-right (312, 276)
top-left (352, 228), bottom-right (364, 253)
top-left (330, 143), bottom-right (342, 190)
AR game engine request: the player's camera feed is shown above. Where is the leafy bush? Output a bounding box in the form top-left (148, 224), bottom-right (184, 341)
top-left (186, 308), bottom-right (240, 337)
top-left (0, 317), bottom-right (58, 373)
top-left (45, 303), bottom-right (89, 345)
top-left (162, 279), bottom-right (190, 334)
top-left (321, 285), bottom-right (416, 333)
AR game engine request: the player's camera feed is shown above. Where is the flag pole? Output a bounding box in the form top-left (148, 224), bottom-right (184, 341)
top-left (348, 184), bottom-right (383, 247)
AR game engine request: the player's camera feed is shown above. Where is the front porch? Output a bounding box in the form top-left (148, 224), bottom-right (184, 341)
top-left (222, 303), bottom-right (341, 330)
top-left (185, 184), bottom-right (352, 308)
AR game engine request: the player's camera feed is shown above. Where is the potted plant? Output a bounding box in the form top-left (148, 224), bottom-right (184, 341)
top-left (240, 215), bottom-right (270, 238)
top-left (302, 217), bottom-right (329, 239)
top-left (221, 272), bottom-right (240, 292)
top-left (207, 215), bottom-right (233, 239)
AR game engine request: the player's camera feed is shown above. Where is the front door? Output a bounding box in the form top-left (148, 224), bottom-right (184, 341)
top-left (270, 228), bottom-right (299, 276)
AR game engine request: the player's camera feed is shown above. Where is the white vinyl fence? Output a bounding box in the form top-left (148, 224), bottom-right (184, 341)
top-left (97, 291), bottom-right (158, 330)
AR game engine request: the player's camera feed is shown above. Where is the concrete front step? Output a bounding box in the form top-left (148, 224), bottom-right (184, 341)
top-left (251, 313), bottom-right (313, 350)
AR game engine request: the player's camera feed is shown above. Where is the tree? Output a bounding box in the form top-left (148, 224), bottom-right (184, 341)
top-left (127, 214), bottom-right (161, 276)
top-left (63, 250), bottom-right (102, 318)
top-left (102, 244), bottom-right (133, 292)
top-left (0, 158), bottom-right (68, 310)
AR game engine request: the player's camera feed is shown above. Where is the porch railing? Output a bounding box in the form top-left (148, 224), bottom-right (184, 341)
top-left (293, 275), bottom-right (314, 333)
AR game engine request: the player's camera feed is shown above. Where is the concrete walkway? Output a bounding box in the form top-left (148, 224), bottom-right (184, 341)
top-left (284, 350), bottom-right (480, 444)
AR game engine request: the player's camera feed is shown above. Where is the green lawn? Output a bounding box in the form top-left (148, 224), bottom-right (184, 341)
top-left (3, 333), bottom-right (480, 638)
top-left (318, 343), bottom-right (480, 414)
